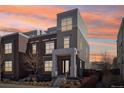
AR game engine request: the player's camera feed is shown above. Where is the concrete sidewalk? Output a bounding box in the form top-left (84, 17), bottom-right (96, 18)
top-left (0, 83), bottom-right (45, 88)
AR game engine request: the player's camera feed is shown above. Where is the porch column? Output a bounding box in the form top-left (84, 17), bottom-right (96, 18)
top-left (70, 49), bottom-right (77, 78)
top-left (52, 53), bottom-right (58, 77)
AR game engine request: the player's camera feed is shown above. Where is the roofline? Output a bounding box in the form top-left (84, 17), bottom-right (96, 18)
top-left (18, 33), bottom-right (29, 38)
top-left (57, 8), bottom-right (78, 15)
top-left (29, 32), bottom-right (57, 39)
top-left (2, 32), bottom-right (29, 38)
top-left (117, 17), bottom-right (124, 38)
top-left (2, 32), bottom-right (18, 37)
top-left (23, 29), bottom-right (43, 33)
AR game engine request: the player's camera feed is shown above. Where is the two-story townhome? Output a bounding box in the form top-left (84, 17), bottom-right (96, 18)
top-left (0, 8), bottom-right (89, 80)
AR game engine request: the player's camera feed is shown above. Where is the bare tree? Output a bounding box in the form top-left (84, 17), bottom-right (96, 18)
top-left (101, 52), bottom-right (113, 70)
top-left (23, 52), bottom-right (41, 76)
top-left (112, 57), bottom-right (118, 69)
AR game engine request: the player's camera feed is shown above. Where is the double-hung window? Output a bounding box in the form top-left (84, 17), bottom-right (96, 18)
top-left (5, 61), bottom-right (12, 72)
top-left (61, 17), bottom-right (72, 32)
top-left (44, 61), bottom-right (52, 71)
top-left (64, 37), bottom-right (70, 48)
top-left (45, 41), bottom-right (54, 54)
top-left (5, 43), bottom-right (12, 54)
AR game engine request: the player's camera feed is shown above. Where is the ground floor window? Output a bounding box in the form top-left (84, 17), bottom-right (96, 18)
top-left (5, 61), bottom-right (12, 72)
top-left (44, 61), bottom-right (52, 71)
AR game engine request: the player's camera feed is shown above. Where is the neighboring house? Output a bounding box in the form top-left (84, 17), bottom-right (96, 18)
top-left (0, 8), bottom-right (89, 80)
top-left (117, 18), bottom-right (124, 79)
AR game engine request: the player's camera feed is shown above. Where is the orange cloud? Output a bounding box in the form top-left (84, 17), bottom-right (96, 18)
top-left (81, 12), bottom-right (120, 26)
top-left (88, 27), bottom-right (118, 40)
top-left (80, 11), bottom-right (121, 40)
top-left (89, 28), bottom-right (117, 34)
top-left (88, 35), bottom-right (116, 40)
top-left (0, 6), bottom-right (65, 32)
top-left (89, 42), bottom-right (116, 47)
top-left (0, 6), bottom-right (64, 20)
top-left (90, 53), bottom-right (103, 62)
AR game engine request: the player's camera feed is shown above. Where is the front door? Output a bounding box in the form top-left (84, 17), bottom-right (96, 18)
top-left (62, 60), bottom-right (70, 75)
top-left (58, 56), bottom-right (70, 77)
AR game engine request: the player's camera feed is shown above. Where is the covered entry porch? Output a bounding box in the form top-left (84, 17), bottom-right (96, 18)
top-left (52, 48), bottom-right (78, 78)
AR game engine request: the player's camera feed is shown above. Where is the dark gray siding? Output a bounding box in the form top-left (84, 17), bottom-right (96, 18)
top-left (57, 8), bottom-right (89, 67)
top-left (1, 33), bottom-right (29, 80)
top-left (1, 34), bottom-right (18, 80)
top-left (18, 33), bottom-right (29, 53)
top-left (26, 33), bottom-right (57, 80)
top-left (57, 9), bottom-right (78, 49)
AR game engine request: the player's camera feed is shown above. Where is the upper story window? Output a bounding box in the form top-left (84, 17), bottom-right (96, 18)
top-left (32, 43), bottom-right (36, 54)
top-left (64, 37), bottom-right (70, 48)
top-left (44, 61), bottom-right (52, 72)
top-left (5, 61), bottom-right (12, 72)
top-left (61, 17), bottom-right (72, 32)
top-left (5, 43), bottom-right (12, 54)
top-left (45, 41), bottom-right (54, 54)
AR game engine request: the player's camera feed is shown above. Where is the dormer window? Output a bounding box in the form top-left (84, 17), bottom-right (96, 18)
top-left (61, 17), bottom-right (72, 32)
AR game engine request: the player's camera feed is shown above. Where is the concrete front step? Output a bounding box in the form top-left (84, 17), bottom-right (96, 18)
top-left (51, 75), bottom-right (66, 88)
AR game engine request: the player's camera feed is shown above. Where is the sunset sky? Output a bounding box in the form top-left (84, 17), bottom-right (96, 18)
top-left (0, 5), bottom-right (123, 61)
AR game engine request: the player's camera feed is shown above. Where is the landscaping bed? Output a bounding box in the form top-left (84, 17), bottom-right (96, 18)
top-left (60, 79), bottom-right (81, 88)
top-left (1, 79), bottom-right (52, 87)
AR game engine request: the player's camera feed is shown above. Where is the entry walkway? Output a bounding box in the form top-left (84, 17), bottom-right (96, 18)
top-left (51, 75), bottom-right (66, 88)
